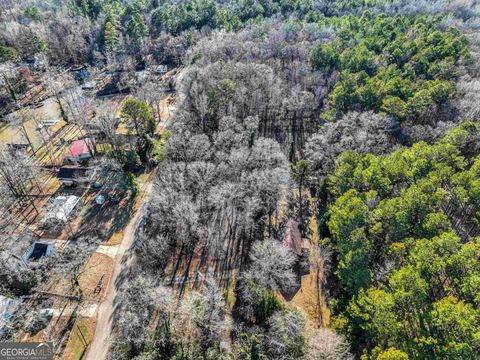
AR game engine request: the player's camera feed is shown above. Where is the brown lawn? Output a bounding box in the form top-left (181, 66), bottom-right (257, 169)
top-left (79, 252), bottom-right (114, 301)
top-left (61, 316), bottom-right (96, 360)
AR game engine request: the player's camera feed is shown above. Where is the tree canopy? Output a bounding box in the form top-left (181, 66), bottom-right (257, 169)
top-left (324, 122), bottom-right (480, 358)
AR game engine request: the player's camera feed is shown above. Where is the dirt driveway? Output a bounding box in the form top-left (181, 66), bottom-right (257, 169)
top-left (84, 179), bottom-right (154, 360)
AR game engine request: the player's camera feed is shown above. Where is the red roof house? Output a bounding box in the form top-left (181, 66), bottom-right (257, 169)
top-left (64, 138), bottom-right (94, 164)
top-left (283, 219), bottom-right (310, 256)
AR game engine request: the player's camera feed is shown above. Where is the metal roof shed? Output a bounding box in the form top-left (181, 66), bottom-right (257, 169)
top-left (49, 195), bottom-right (81, 221)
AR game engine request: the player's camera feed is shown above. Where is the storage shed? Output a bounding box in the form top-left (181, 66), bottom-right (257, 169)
top-left (64, 138), bottom-right (94, 164)
top-left (22, 241), bottom-right (56, 261)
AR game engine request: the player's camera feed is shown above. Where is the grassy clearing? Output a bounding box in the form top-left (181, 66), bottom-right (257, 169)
top-left (104, 230), bottom-right (123, 246)
top-left (289, 192), bottom-right (331, 326)
top-left (61, 316), bottom-right (96, 360)
top-left (226, 273), bottom-right (237, 310)
top-left (95, 143), bottom-right (113, 154)
top-left (132, 171), bottom-right (153, 210)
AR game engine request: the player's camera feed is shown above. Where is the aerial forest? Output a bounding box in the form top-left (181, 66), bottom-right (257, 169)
top-left (1, 0), bottom-right (480, 359)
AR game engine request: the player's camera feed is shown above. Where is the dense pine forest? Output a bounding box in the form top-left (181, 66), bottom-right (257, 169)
top-left (1, 0), bottom-right (480, 359)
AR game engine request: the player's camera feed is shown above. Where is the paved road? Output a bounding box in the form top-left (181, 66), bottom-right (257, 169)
top-left (84, 179), bottom-right (154, 360)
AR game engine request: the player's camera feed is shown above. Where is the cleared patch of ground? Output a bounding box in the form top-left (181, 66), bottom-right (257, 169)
top-left (79, 252), bottom-right (114, 301)
top-left (61, 316), bottom-right (96, 360)
top-left (288, 193), bottom-right (330, 326)
top-left (103, 231), bottom-right (123, 246)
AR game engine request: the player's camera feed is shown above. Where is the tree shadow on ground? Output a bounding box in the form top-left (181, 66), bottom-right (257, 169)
top-left (74, 194), bottom-right (134, 242)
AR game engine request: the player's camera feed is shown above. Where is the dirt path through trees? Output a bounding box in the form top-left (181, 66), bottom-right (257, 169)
top-left (84, 179), bottom-right (154, 360)
top-left (289, 191), bottom-right (330, 326)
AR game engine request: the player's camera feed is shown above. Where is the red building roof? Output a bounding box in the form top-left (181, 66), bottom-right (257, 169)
top-left (283, 219), bottom-right (303, 256)
top-left (283, 219), bottom-right (310, 256)
top-left (69, 138), bottom-right (92, 157)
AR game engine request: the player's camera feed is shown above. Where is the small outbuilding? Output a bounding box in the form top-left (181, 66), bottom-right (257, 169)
top-left (95, 194), bottom-right (106, 205)
top-left (57, 166), bottom-right (96, 186)
top-left (81, 81), bottom-right (96, 91)
top-left (49, 195), bottom-right (81, 221)
top-left (22, 241), bottom-right (56, 261)
top-left (70, 65), bottom-right (90, 82)
top-left (21, 56), bottom-right (44, 70)
top-left (64, 138), bottom-right (94, 164)
top-left (156, 65), bottom-right (168, 74)
top-left (283, 219), bottom-right (310, 257)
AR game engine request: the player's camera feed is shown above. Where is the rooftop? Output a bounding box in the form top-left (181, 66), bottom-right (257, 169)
top-left (57, 166), bottom-right (91, 179)
top-left (282, 219), bottom-right (309, 256)
top-left (49, 195), bottom-right (81, 221)
top-left (23, 241), bottom-right (56, 261)
top-left (69, 138), bottom-right (93, 157)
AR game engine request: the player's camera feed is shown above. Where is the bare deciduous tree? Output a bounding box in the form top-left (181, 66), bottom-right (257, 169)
top-left (306, 327), bottom-right (353, 360)
top-left (0, 147), bottom-right (42, 212)
top-left (266, 309), bottom-right (306, 359)
top-left (305, 111), bottom-right (398, 183)
top-left (245, 238), bottom-right (297, 293)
